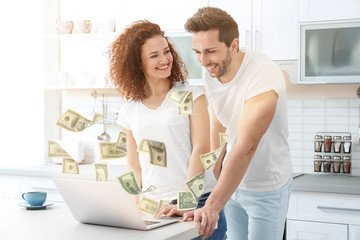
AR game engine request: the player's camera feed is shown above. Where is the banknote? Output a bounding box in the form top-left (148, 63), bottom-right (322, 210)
top-left (115, 132), bottom-right (127, 153)
top-left (62, 158), bottom-right (79, 174)
top-left (56, 109), bottom-right (104, 132)
top-left (47, 140), bottom-right (71, 159)
top-left (219, 133), bottom-right (229, 148)
top-left (117, 170), bottom-right (156, 195)
top-left (185, 172), bottom-right (205, 202)
top-left (137, 139), bottom-right (150, 154)
top-left (98, 142), bottom-right (127, 160)
top-left (177, 191), bottom-right (198, 211)
top-left (177, 92), bottom-right (194, 115)
top-left (200, 147), bottom-right (222, 171)
top-left (166, 89), bottom-right (191, 105)
top-left (93, 162), bottom-right (109, 182)
top-left (157, 200), bottom-right (171, 212)
top-left (137, 196), bottom-right (160, 215)
top-left (147, 140), bottom-right (167, 168)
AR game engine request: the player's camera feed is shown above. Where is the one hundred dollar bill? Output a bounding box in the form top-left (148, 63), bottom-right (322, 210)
top-left (115, 132), bottom-right (127, 153)
top-left (47, 140), bottom-right (71, 159)
top-left (177, 191), bottom-right (198, 211)
top-left (117, 170), bottom-right (156, 195)
top-left (166, 89), bottom-right (191, 105)
top-left (137, 139), bottom-right (150, 154)
top-left (98, 142), bottom-right (127, 160)
top-left (200, 147), bottom-right (222, 171)
top-left (166, 89), bottom-right (194, 115)
top-left (56, 109), bottom-right (104, 132)
top-left (62, 158), bottom-right (79, 174)
top-left (137, 196), bottom-right (160, 215)
top-left (93, 162), bottom-right (109, 182)
top-left (185, 172), bottom-right (206, 202)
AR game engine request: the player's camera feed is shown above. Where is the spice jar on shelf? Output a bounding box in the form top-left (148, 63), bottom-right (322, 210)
top-left (322, 155), bottom-right (331, 172)
top-left (343, 136), bottom-right (352, 153)
top-left (314, 135), bottom-right (323, 152)
top-left (332, 136), bottom-right (342, 153)
top-left (342, 156), bottom-right (351, 174)
top-left (324, 135), bottom-right (332, 153)
top-left (314, 155), bottom-right (322, 172)
top-left (332, 156), bottom-right (342, 173)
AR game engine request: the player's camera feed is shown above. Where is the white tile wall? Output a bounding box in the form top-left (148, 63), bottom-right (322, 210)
top-left (287, 98), bottom-right (360, 176)
top-left (56, 93), bottom-right (360, 176)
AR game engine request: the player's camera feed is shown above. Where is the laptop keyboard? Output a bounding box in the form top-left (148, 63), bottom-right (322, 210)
top-left (144, 220), bottom-right (161, 226)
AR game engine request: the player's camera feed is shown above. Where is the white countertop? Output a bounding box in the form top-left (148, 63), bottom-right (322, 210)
top-left (0, 199), bottom-right (201, 240)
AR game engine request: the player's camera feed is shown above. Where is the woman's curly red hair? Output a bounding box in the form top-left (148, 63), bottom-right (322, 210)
top-left (109, 20), bottom-right (188, 101)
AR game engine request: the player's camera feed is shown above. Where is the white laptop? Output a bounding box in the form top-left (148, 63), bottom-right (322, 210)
top-left (53, 178), bottom-right (179, 230)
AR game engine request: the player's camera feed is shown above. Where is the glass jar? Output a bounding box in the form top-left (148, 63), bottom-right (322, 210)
top-left (332, 156), bottom-right (341, 173)
top-left (322, 155), bottom-right (331, 172)
top-left (332, 136), bottom-right (342, 153)
top-left (314, 155), bottom-right (322, 172)
top-left (342, 156), bottom-right (351, 174)
top-left (324, 135), bottom-right (332, 153)
top-left (343, 136), bottom-right (352, 153)
top-left (314, 135), bottom-right (323, 152)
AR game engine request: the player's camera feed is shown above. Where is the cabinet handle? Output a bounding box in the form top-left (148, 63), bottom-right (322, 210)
top-left (255, 30), bottom-right (260, 51)
top-left (246, 30), bottom-right (251, 48)
top-left (317, 206), bottom-right (360, 212)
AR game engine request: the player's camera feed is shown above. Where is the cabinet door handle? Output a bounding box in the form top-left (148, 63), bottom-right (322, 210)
top-left (317, 206), bottom-right (360, 212)
top-left (255, 30), bottom-right (260, 51)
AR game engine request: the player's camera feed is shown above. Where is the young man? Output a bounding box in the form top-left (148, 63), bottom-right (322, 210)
top-left (183, 7), bottom-right (293, 240)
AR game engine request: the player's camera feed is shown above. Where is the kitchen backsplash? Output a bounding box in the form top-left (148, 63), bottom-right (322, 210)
top-left (58, 91), bottom-right (360, 176)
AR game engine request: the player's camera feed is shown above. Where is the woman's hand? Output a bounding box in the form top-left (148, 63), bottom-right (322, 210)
top-left (154, 204), bottom-right (188, 217)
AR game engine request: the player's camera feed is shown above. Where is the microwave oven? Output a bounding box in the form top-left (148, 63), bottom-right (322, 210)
top-left (299, 20), bottom-right (360, 84)
top-left (166, 31), bottom-right (204, 86)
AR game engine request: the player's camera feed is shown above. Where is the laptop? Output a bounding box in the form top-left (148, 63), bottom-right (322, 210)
top-left (53, 178), bottom-right (179, 230)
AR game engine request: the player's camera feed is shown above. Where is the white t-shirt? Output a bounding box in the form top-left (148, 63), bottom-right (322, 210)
top-left (117, 83), bottom-right (216, 201)
top-left (204, 48), bottom-right (292, 192)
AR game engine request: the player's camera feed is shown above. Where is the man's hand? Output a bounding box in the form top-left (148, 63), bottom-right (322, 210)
top-left (183, 206), bottom-right (219, 240)
top-left (154, 204), bottom-right (188, 217)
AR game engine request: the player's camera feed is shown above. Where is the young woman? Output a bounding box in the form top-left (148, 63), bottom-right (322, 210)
top-left (109, 20), bottom-right (226, 239)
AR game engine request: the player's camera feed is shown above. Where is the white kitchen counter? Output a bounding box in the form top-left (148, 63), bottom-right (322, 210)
top-left (0, 199), bottom-right (201, 240)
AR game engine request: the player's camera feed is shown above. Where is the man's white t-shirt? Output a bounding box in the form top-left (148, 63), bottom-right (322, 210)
top-left (117, 83), bottom-right (216, 201)
top-left (204, 48), bottom-right (292, 192)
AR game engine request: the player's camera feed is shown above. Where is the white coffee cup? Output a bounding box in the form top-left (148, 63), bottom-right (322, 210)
top-left (79, 19), bottom-right (92, 34)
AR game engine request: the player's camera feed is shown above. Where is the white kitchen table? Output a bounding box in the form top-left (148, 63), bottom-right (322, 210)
top-left (0, 199), bottom-right (201, 240)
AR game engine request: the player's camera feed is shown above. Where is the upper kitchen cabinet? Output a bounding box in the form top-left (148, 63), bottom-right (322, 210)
top-left (209, 0), bottom-right (298, 60)
top-left (298, 0), bottom-right (360, 22)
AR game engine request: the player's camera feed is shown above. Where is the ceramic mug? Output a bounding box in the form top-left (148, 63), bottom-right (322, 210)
top-left (79, 19), bottom-right (92, 34)
top-left (22, 192), bottom-right (47, 206)
top-left (62, 21), bottom-right (74, 34)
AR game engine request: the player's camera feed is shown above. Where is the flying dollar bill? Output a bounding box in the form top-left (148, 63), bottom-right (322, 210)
top-left (177, 191), bottom-right (198, 211)
top-left (166, 89), bottom-right (194, 115)
top-left (115, 132), bottom-right (127, 153)
top-left (157, 199), bottom-right (171, 212)
top-left (56, 109), bottom-right (104, 132)
top-left (93, 162), bottom-right (109, 182)
top-left (200, 147), bottom-right (222, 171)
top-left (117, 170), bottom-right (156, 195)
top-left (98, 142), bottom-right (127, 160)
top-left (137, 196), bottom-right (160, 215)
top-left (219, 133), bottom-right (229, 148)
top-left (137, 139), bottom-right (167, 168)
top-left (62, 158), bottom-right (80, 174)
top-left (186, 172), bottom-right (206, 202)
top-left (47, 140), bottom-right (71, 159)
top-left (177, 92), bottom-right (194, 115)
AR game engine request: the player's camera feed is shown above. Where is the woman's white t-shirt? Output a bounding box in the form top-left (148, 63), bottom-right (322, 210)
top-left (204, 48), bottom-right (292, 192)
top-left (117, 83), bottom-right (216, 201)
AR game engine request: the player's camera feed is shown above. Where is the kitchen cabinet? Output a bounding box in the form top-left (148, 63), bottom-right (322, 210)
top-left (298, 0), bottom-right (360, 22)
top-left (209, 0), bottom-right (298, 60)
top-left (287, 191), bottom-right (360, 239)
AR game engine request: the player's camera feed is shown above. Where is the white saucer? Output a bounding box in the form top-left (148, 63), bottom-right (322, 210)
top-left (19, 202), bottom-right (54, 210)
